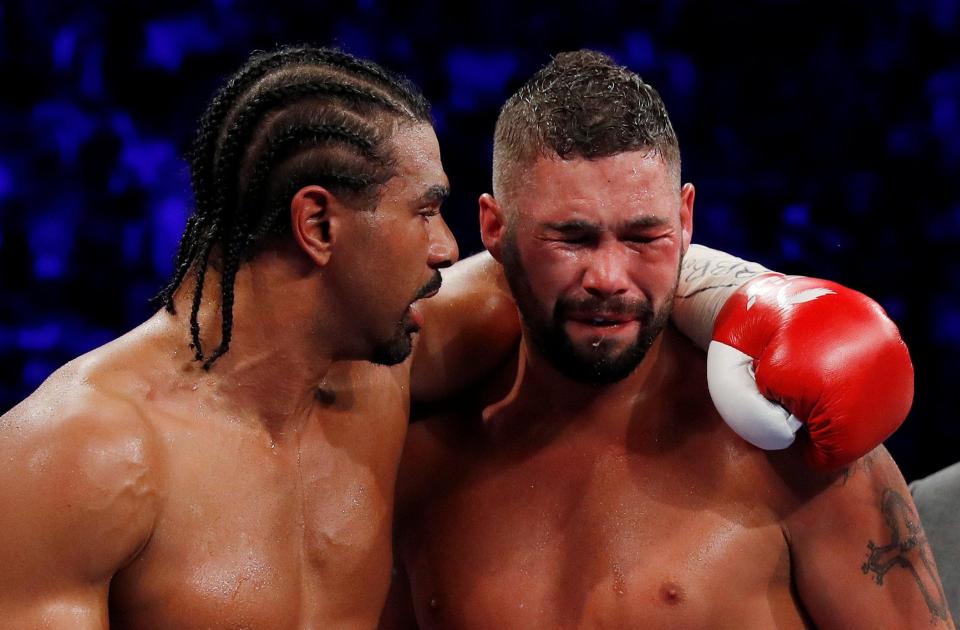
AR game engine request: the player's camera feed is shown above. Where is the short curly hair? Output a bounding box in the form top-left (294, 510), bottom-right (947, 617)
top-left (492, 49), bottom-right (680, 202)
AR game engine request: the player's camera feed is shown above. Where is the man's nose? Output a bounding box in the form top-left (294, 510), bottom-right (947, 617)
top-left (582, 244), bottom-right (631, 298)
top-left (427, 215), bottom-right (459, 269)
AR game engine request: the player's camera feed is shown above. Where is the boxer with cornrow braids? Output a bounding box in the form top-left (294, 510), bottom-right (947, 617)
top-left (0, 45), bottom-right (468, 627)
top-left (157, 45), bottom-right (431, 368)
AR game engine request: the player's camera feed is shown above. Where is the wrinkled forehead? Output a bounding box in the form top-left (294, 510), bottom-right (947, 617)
top-left (514, 151), bottom-right (679, 219)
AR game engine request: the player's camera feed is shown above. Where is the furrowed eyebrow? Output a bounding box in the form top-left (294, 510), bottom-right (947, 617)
top-left (544, 216), bottom-right (668, 234)
top-left (417, 184), bottom-right (450, 205)
top-left (623, 216), bottom-right (670, 230)
top-left (543, 220), bottom-right (600, 233)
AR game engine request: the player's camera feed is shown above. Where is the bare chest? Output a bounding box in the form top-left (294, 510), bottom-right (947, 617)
top-left (403, 442), bottom-right (804, 629)
top-left (112, 404), bottom-right (406, 629)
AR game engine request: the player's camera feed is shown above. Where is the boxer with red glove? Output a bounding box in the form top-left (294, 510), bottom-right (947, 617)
top-left (671, 245), bottom-right (913, 470)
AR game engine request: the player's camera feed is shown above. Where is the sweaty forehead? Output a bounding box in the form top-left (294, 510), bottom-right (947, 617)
top-left (390, 122), bottom-right (447, 187)
top-left (519, 152), bottom-right (677, 218)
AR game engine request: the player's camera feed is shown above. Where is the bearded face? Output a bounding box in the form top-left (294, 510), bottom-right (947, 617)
top-left (487, 152), bottom-right (692, 385)
top-left (502, 230), bottom-right (677, 384)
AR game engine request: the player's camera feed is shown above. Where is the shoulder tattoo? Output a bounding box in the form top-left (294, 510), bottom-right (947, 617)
top-left (861, 488), bottom-right (951, 624)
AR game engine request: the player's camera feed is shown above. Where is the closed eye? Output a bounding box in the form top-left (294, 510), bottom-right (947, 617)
top-left (557, 234), bottom-right (593, 244)
top-left (625, 235), bottom-right (660, 244)
top-left (542, 221), bottom-right (600, 245)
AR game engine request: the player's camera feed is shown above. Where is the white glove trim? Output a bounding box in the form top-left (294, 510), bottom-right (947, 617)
top-left (706, 340), bottom-right (802, 450)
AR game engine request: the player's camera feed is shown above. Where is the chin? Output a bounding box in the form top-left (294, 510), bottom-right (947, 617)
top-left (564, 351), bottom-right (647, 384)
top-left (369, 330), bottom-right (415, 366)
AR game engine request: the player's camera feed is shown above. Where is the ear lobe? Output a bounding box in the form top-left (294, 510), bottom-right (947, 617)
top-left (479, 193), bottom-right (508, 262)
top-left (290, 185), bottom-right (337, 266)
top-left (679, 183), bottom-right (695, 256)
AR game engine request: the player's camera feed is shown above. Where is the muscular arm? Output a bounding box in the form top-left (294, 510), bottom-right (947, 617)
top-left (783, 447), bottom-right (955, 628)
top-left (411, 251), bottom-right (519, 402)
top-left (0, 393), bottom-right (159, 627)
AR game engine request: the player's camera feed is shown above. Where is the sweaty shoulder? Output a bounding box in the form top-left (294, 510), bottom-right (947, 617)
top-left (0, 356), bottom-right (163, 583)
top-left (412, 252), bottom-right (520, 402)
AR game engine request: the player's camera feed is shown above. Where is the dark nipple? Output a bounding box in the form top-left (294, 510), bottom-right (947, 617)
top-left (659, 581), bottom-right (685, 605)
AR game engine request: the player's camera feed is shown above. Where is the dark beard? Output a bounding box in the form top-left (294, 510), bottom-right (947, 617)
top-left (369, 270), bottom-right (443, 366)
top-left (501, 233), bottom-right (676, 385)
top-left (369, 316), bottom-right (415, 366)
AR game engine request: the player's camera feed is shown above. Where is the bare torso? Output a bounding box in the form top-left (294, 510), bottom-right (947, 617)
top-left (395, 327), bottom-right (815, 629)
top-left (2, 316), bottom-right (410, 629)
top-left (113, 367), bottom-right (407, 628)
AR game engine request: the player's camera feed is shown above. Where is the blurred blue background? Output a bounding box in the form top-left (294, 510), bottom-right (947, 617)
top-left (0, 0), bottom-right (957, 481)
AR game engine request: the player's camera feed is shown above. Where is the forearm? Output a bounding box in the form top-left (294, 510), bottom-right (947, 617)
top-left (672, 243), bottom-right (771, 350)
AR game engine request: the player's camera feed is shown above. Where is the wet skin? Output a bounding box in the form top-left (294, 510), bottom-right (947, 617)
top-left (105, 352), bottom-right (410, 629)
top-left (392, 328), bottom-right (950, 629)
top-left (385, 151), bottom-right (952, 630)
top-left (394, 328), bottom-right (815, 629)
top-left (0, 122), bottom-right (465, 629)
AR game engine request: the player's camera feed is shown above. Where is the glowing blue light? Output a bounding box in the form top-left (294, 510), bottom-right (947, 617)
top-left (17, 323), bottom-right (61, 351)
top-left (447, 49), bottom-right (517, 111)
top-left (52, 26), bottom-right (78, 69)
top-left (780, 235), bottom-right (802, 261)
top-left (144, 16), bottom-right (220, 72)
top-left (30, 101), bottom-right (96, 165)
top-left (119, 139), bottom-right (177, 188)
top-left (0, 161), bottom-right (13, 200)
top-left (151, 195), bottom-right (189, 276)
top-left (782, 203), bottom-right (810, 228)
top-left (623, 31), bottom-right (655, 70)
top-left (933, 307), bottom-right (960, 345)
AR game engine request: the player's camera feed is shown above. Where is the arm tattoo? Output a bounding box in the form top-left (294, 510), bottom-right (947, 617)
top-left (676, 257), bottom-right (767, 299)
top-left (861, 488), bottom-right (950, 623)
top-left (835, 450), bottom-right (881, 486)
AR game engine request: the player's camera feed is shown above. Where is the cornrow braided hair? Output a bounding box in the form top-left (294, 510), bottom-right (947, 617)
top-left (155, 45), bottom-right (431, 369)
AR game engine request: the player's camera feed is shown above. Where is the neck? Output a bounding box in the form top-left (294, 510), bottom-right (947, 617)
top-left (484, 326), bottom-right (681, 441)
top-left (161, 251), bottom-right (338, 435)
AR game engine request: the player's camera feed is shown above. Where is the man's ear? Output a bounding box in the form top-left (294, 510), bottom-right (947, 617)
top-left (479, 193), bottom-right (508, 262)
top-left (290, 185), bottom-right (340, 266)
top-left (679, 182), bottom-right (695, 257)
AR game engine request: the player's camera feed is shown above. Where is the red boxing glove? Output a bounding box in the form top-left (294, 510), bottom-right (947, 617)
top-left (706, 273), bottom-right (914, 470)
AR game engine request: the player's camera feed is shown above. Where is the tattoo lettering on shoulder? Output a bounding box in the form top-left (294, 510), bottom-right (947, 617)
top-left (835, 449), bottom-right (881, 486)
top-left (861, 488), bottom-right (950, 623)
top-left (677, 257), bottom-right (766, 298)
